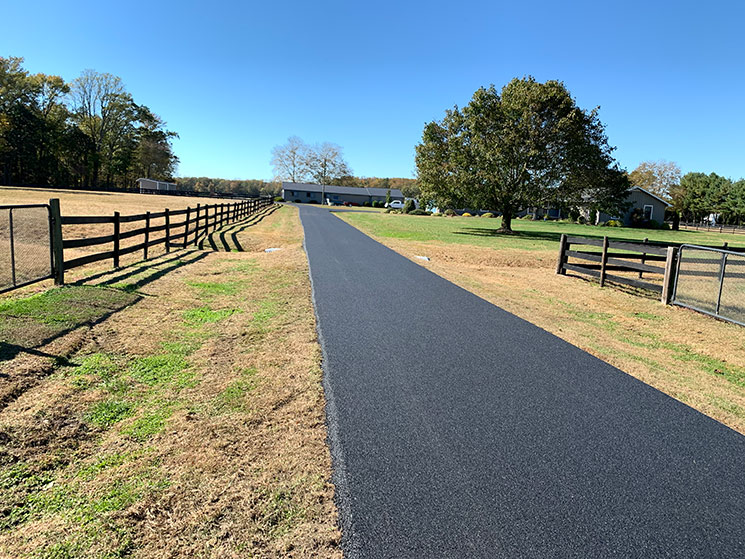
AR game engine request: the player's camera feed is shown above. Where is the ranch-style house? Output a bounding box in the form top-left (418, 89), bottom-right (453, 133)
top-left (282, 182), bottom-right (404, 205)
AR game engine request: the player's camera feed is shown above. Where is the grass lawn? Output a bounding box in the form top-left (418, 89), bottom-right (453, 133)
top-left (0, 205), bottom-right (341, 558)
top-left (339, 212), bottom-right (745, 251)
top-left (338, 211), bottom-right (745, 436)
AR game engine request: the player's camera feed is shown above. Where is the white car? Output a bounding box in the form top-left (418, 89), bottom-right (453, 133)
top-left (387, 200), bottom-right (404, 209)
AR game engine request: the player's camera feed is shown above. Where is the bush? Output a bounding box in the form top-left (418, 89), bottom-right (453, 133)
top-left (444, 209), bottom-right (457, 217)
top-left (309, 200), bottom-right (319, 204)
top-left (461, 212), bottom-right (472, 217)
top-left (576, 216), bottom-right (587, 225)
top-left (372, 201), bottom-right (383, 208)
top-left (403, 199), bottom-right (416, 214)
top-left (294, 199), bottom-right (302, 203)
top-left (481, 212), bottom-right (495, 218)
top-left (409, 209), bottom-right (429, 216)
top-left (363, 201), bottom-right (371, 207)
top-left (605, 219), bottom-right (623, 227)
top-left (273, 196), bottom-right (284, 202)
top-left (432, 212), bottom-right (443, 217)
top-left (648, 219), bottom-right (661, 229)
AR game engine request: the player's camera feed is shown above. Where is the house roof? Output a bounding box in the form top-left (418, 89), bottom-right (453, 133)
top-left (630, 186), bottom-right (671, 207)
top-left (281, 182), bottom-right (404, 198)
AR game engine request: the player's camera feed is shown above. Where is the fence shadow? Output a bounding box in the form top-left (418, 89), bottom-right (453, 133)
top-left (0, 251), bottom-right (206, 364)
top-left (200, 205), bottom-right (278, 252)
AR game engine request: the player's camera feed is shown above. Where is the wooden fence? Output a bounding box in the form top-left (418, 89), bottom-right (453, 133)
top-left (556, 235), bottom-right (678, 303)
top-left (52, 197), bottom-right (272, 284)
top-left (677, 222), bottom-right (745, 235)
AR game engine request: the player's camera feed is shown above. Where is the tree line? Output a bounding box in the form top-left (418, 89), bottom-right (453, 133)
top-left (628, 160), bottom-right (745, 225)
top-left (0, 57), bottom-right (178, 189)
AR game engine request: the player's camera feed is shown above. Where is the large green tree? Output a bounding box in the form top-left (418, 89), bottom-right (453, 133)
top-left (629, 160), bottom-right (680, 199)
top-left (416, 77), bottom-right (629, 232)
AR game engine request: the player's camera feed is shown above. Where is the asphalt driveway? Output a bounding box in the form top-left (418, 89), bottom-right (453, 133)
top-left (298, 205), bottom-right (745, 558)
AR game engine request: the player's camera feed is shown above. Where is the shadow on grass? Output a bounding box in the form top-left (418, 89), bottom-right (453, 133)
top-left (453, 228), bottom-right (565, 243)
top-left (0, 251), bottom-right (207, 364)
top-left (200, 204), bottom-right (278, 252)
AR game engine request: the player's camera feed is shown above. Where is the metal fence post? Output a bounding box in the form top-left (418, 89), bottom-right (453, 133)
top-left (49, 198), bottom-right (65, 285)
top-left (715, 251), bottom-right (728, 315)
top-left (661, 246), bottom-right (677, 304)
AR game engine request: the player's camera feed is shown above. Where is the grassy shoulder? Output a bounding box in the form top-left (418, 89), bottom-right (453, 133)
top-left (338, 211), bottom-right (745, 436)
top-left (0, 205), bottom-right (341, 558)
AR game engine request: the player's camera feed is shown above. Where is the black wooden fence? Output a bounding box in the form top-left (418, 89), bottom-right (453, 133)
top-left (50, 197), bottom-right (272, 284)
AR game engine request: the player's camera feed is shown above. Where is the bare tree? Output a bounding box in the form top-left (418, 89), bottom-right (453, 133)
top-left (629, 160), bottom-right (681, 200)
top-left (271, 136), bottom-right (309, 183)
top-left (306, 142), bottom-right (351, 185)
top-left (70, 69), bottom-right (126, 186)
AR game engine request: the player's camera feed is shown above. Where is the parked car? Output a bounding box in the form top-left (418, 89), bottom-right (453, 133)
top-left (386, 200), bottom-right (404, 209)
top-left (343, 201), bottom-right (360, 207)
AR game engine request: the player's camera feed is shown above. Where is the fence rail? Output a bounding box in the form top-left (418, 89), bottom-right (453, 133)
top-left (55, 197), bottom-right (272, 283)
top-left (677, 222), bottom-right (745, 235)
top-left (556, 235), bottom-right (678, 303)
top-left (0, 196), bottom-right (273, 292)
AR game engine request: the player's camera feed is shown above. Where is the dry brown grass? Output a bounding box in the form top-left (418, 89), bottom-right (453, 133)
top-left (0, 205), bottom-right (341, 558)
top-left (345, 233), bottom-right (745, 436)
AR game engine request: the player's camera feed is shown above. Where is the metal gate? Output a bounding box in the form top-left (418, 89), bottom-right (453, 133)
top-left (671, 244), bottom-right (745, 327)
top-left (0, 204), bottom-right (54, 294)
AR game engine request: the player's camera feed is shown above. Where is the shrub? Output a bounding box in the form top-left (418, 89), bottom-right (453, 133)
top-left (576, 216), bottom-right (587, 225)
top-left (648, 219), bottom-right (661, 229)
top-left (294, 199), bottom-right (302, 203)
top-left (273, 196), bottom-right (284, 202)
top-left (409, 209), bottom-right (429, 216)
top-left (481, 212), bottom-right (495, 218)
top-left (363, 201), bottom-right (371, 207)
top-left (444, 209), bottom-right (457, 216)
top-left (605, 219), bottom-right (623, 227)
top-left (461, 212), bottom-right (472, 217)
top-left (309, 200), bottom-right (319, 204)
top-left (403, 199), bottom-right (416, 214)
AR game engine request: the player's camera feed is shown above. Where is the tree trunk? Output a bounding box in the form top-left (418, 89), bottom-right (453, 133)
top-left (498, 205), bottom-right (514, 233)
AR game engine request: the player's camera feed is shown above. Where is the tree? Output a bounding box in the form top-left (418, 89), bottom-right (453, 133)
top-left (305, 142), bottom-right (351, 185)
top-left (416, 78), bottom-right (628, 232)
top-left (271, 136), bottom-right (309, 183)
top-left (629, 160), bottom-right (680, 199)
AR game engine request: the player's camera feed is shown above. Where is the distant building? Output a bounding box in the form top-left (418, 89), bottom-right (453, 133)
top-left (281, 182), bottom-right (404, 205)
top-left (137, 178), bottom-right (178, 193)
top-left (595, 186), bottom-right (671, 226)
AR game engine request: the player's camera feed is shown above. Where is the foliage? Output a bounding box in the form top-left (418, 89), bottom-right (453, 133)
top-left (402, 198), bottom-right (416, 214)
top-left (443, 209), bottom-right (456, 216)
top-left (0, 57), bottom-right (178, 189)
top-left (408, 208), bottom-right (429, 215)
top-left (461, 212), bottom-right (472, 217)
top-left (481, 212), bottom-right (495, 218)
top-left (629, 160), bottom-right (680, 199)
top-left (671, 172), bottom-right (745, 224)
top-left (415, 77), bottom-right (630, 233)
top-left (273, 196), bottom-right (284, 202)
top-left (604, 219), bottom-right (623, 227)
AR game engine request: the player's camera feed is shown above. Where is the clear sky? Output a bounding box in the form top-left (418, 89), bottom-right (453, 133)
top-left (3, 0), bottom-right (744, 181)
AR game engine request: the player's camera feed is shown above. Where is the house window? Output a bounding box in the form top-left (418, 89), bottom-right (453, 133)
top-left (643, 204), bottom-right (653, 221)
top-left (306, 192), bottom-right (311, 198)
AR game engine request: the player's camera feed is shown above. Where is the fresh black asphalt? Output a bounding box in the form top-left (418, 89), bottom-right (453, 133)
top-left (298, 205), bottom-right (745, 558)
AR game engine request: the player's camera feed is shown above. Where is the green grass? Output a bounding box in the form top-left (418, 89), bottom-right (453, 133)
top-left (182, 306), bottom-right (240, 326)
top-left (337, 212), bottom-right (745, 252)
top-left (85, 399), bottom-right (134, 428)
top-left (214, 368), bottom-right (257, 413)
top-left (128, 353), bottom-right (189, 386)
top-left (184, 280), bottom-right (241, 297)
top-left (124, 405), bottom-right (175, 441)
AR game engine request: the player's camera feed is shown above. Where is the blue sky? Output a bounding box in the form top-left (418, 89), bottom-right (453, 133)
top-left (3, 0), bottom-right (744, 181)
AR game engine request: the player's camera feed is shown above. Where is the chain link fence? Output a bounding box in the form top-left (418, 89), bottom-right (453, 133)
top-left (672, 245), bottom-right (745, 326)
top-left (0, 204), bottom-right (53, 293)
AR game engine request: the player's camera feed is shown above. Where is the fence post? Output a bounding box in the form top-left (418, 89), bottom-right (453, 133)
top-left (716, 252), bottom-right (728, 315)
top-left (194, 204), bottom-right (201, 246)
top-left (113, 211), bottom-right (121, 268)
top-left (556, 234), bottom-right (568, 275)
top-left (165, 208), bottom-right (171, 253)
top-left (661, 246), bottom-right (678, 304)
top-left (639, 238), bottom-right (648, 278)
top-left (184, 206), bottom-right (190, 248)
top-left (49, 199), bottom-right (65, 285)
top-left (599, 236), bottom-right (609, 287)
top-left (144, 211), bottom-right (151, 260)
